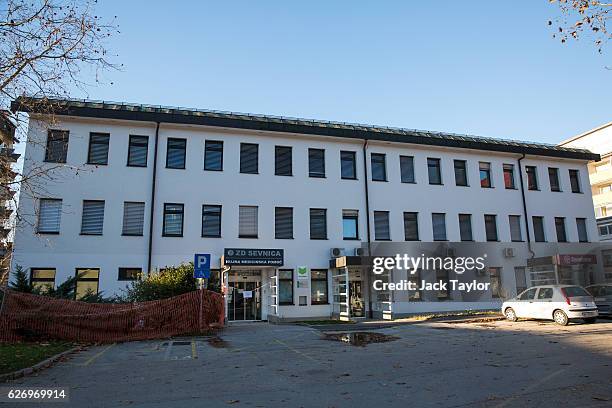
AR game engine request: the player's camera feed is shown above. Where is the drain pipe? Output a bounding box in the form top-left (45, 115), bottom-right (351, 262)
top-left (517, 153), bottom-right (535, 259)
top-left (147, 122), bottom-right (161, 273)
top-left (362, 139), bottom-right (374, 318)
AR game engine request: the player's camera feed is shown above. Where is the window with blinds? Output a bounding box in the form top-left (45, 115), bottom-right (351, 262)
top-left (204, 140), bottom-right (223, 171)
top-left (509, 215), bottom-right (522, 242)
top-left (479, 162), bottom-right (492, 188)
top-left (44, 130), bottom-right (69, 163)
top-left (555, 217), bottom-right (567, 242)
top-left (166, 138), bottom-right (186, 169)
top-left (309, 208), bottom-right (327, 239)
top-left (81, 200), bottom-right (105, 235)
top-left (87, 133), bottom-right (110, 165)
top-left (484, 214), bottom-right (498, 242)
top-left (122, 202), bottom-right (145, 236)
top-left (371, 153), bottom-right (387, 181)
top-left (403, 212), bottom-right (419, 241)
top-left (526, 166), bottom-right (538, 190)
top-left (569, 169), bottom-right (581, 193)
top-left (427, 158), bottom-right (442, 185)
top-left (374, 211), bottom-right (390, 240)
top-left (454, 160), bottom-right (468, 186)
top-left (275, 146), bottom-right (292, 176)
top-left (202, 205), bottom-right (222, 237)
top-left (340, 151), bottom-right (357, 179)
top-left (240, 143), bottom-right (258, 174)
top-left (533, 216), bottom-right (546, 242)
top-left (342, 209), bottom-right (359, 240)
top-left (548, 168), bottom-right (561, 192)
top-left (163, 203), bottom-right (184, 237)
top-left (239, 206), bottom-right (258, 238)
top-left (459, 213), bottom-right (473, 241)
top-left (400, 155), bottom-right (415, 183)
top-left (308, 148), bottom-right (325, 178)
top-left (127, 135), bottom-right (148, 167)
top-left (432, 213), bottom-right (447, 241)
top-left (37, 199), bottom-right (62, 234)
top-left (576, 218), bottom-right (588, 242)
top-left (275, 207), bottom-right (293, 239)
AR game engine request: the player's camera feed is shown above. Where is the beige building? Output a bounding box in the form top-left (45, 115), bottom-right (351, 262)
top-left (560, 122), bottom-right (612, 241)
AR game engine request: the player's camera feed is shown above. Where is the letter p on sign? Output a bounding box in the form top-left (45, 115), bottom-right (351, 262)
top-left (194, 253), bottom-right (211, 279)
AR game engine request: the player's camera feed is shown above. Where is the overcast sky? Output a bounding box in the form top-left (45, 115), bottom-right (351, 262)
top-left (69, 0), bottom-right (611, 145)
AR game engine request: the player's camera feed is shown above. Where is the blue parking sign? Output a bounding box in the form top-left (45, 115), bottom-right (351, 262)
top-left (194, 254), bottom-right (211, 279)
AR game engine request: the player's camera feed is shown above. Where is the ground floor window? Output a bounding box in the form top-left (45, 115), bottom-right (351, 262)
top-left (489, 267), bottom-right (502, 298)
top-left (408, 269), bottom-right (422, 301)
top-left (75, 268), bottom-right (100, 299)
top-left (118, 267), bottom-right (141, 281)
top-left (436, 269), bottom-right (450, 300)
top-left (311, 269), bottom-right (328, 304)
top-left (514, 266), bottom-right (526, 295)
top-left (30, 268), bottom-right (56, 292)
top-left (278, 269), bottom-right (293, 305)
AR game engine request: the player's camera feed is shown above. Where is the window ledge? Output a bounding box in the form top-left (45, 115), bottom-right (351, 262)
top-left (238, 235), bottom-right (259, 239)
top-left (162, 234), bottom-right (184, 238)
top-left (202, 235), bottom-right (222, 238)
top-left (80, 233), bottom-right (103, 236)
top-left (37, 231), bottom-right (60, 235)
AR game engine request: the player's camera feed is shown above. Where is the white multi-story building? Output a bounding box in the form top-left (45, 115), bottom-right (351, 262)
top-left (10, 97), bottom-right (606, 321)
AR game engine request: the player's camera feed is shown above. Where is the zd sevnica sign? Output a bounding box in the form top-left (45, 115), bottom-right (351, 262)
top-left (223, 248), bottom-right (284, 266)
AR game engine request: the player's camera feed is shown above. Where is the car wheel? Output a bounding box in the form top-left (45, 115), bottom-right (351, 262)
top-left (504, 307), bottom-right (518, 322)
top-left (583, 317), bottom-right (597, 324)
top-left (553, 310), bottom-right (569, 326)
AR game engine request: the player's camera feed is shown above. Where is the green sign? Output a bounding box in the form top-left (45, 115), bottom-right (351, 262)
top-left (297, 266), bottom-right (309, 280)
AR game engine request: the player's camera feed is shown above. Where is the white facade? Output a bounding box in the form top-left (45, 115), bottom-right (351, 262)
top-left (12, 106), bottom-right (602, 320)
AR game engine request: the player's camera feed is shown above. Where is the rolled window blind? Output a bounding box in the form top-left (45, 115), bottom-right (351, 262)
top-left (122, 202), bottom-right (145, 236)
top-left (239, 206), bottom-right (258, 237)
top-left (81, 200), bottom-right (105, 235)
top-left (38, 199), bottom-right (62, 233)
top-left (275, 207), bottom-right (293, 239)
top-left (374, 211), bottom-right (390, 240)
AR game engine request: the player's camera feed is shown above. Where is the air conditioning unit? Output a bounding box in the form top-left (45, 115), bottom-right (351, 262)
top-left (503, 247), bottom-right (515, 258)
top-left (353, 247), bottom-right (366, 256)
top-left (330, 248), bottom-right (345, 258)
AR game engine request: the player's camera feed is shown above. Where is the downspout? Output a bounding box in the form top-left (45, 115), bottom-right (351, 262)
top-left (147, 122), bottom-right (161, 273)
top-left (362, 139), bottom-right (373, 318)
top-left (517, 153), bottom-right (535, 259)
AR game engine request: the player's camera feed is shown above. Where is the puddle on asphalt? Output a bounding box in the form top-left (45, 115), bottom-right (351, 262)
top-left (322, 332), bottom-right (399, 346)
top-left (207, 337), bottom-right (230, 348)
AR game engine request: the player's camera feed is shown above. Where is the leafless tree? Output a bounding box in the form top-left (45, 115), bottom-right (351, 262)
top-left (549, 0), bottom-right (611, 53)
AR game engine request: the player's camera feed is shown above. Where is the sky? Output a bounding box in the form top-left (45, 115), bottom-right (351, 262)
top-left (70, 0), bottom-right (611, 145)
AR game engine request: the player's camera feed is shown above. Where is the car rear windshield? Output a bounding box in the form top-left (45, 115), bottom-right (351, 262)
top-left (562, 287), bottom-right (590, 297)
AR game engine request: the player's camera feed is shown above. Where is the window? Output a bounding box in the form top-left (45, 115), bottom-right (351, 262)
top-left (555, 217), bottom-right (567, 242)
top-left (30, 268), bottom-right (56, 292)
top-left (459, 214), bottom-right (473, 241)
top-left (204, 140), bottom-right (223, 171)
top-left (342, 210), bottom-right (359, 240)
top-left (489, 267), bottom-right (501, 298)
top-left (479, 162), bottom-right (492, 188)
top-left (309, 208), bottom-right (327, 239)
top-left (503, 164), bottom-right (516, 189)
top-left (37, 198), bottom-right (62, 234)
top-left (44, 130), bottom-right (69, 163)
top-left (308, 148), bottom-right (325, 178)
top-left (403, 212), bottom-right (419, 241)
top-left (80, 200), bottom-right (105, 235)
top-left (519, 287), bottom-right (537, 300)
top-left (275, 207), bottom-right (293, 239)
top-left (484, 214), bottom-right (498, 241)
top-left (514, 267), bottom-right (527, 295)
top-left (127, 135), bottom-right (148, 167)
top-left (533, 216), bottom-right (546, 242)
top-left (454, 160), bottom-right (468, 186)
top-left (509, 215), bottom-right (523, 242)
top-left (122, 202), bottom-right (145, 236)
top-left (427, 158), bottom-right (442, 185)
top-left (526, 166), bottom-right (538, 190)
top-left (311, 269), bottom-right (329, 304)
top-left (240, 143), bottom-right (259, 174)
top-left (400, 156), bottom-right (415, 183)
top-left (374, 211), bottom-right (390, 240)
top-left (538, 287), bottom-right (553, 299)
top-left (202, 205), bottom-right (222, 238)
top-left (576, 218), bottom-right (588, 242)
top-left (432, 213), bottom-right (447, 241)
top-left (548, 168), bottom-right (561, 192)
top-left (118, 267), bottom-right (141, 281)
top-left (275, 146), bottom-right (292, 176)
top-left (166, 138), bottom-right (186, 169)
top-left (87, 133), bottom-right (110, 165)
top-left (408, 269), bottom-right (421, 301)
top-left (569, 169), bottom-right (581, 193)
top-left (75, 268), bottom-right (99, 300)
top-left (163, 203), bottom-right (184, 237)
top-left (278, 269), bottom-right (294, 305)
top-left (340, 151), bottom-right (357, 179)
top-left (371, 153), bottom-right (387, 181)
top-left (238, 206), bottom-right (258, 238)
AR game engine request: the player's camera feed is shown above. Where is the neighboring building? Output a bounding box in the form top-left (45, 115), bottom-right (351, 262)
top-left (559, 122), bottom-right (612, 241)
top-left (0, 111), bottom-right (19, 286)
top-left (9, 97), bottom-right (607, 321)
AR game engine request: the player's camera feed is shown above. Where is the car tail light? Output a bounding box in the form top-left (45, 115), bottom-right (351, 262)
top-left (560, 288), bottom-right (571, 305)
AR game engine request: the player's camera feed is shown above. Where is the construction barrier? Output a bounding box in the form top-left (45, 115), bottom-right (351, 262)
top-left (0, 289), bottom-right (224, 343)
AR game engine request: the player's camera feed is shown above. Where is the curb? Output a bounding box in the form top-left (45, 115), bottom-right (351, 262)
top-left (0, 345), bottom-right (83, 383)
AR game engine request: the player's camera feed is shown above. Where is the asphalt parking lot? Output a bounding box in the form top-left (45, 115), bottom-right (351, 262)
top-left (6, 319), bottom-right (612, 408)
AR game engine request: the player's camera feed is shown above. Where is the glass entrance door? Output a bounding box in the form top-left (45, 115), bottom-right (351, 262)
top-left (349, 281), bottom-right (364, 317)
top-left (228, 281), bottom-right (261, 321)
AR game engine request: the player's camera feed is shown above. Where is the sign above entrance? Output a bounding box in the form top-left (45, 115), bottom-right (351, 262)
top-left (223, 248), bottom-right (284, 266)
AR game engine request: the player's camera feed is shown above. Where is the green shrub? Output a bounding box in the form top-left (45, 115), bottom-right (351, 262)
top-left (123, 263), bottom-right (196, 302)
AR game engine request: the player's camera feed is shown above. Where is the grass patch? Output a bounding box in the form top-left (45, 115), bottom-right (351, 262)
top-left (0, 342), bottom-right (74, 375)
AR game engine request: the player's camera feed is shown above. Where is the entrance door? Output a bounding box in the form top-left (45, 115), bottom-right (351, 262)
top-left (349, 281), bottom-right (364, 317)
top-left (227, 272), bottom-right (262, 321)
